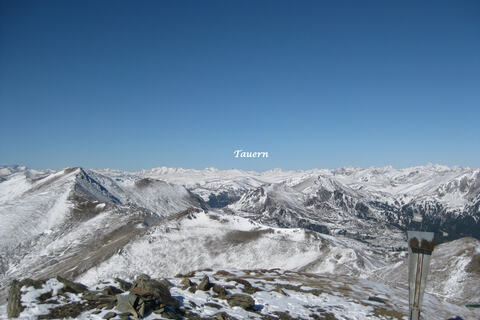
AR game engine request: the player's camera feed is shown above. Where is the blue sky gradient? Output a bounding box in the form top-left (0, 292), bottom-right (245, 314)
top-left (1, 0), bottom-right (479, 170)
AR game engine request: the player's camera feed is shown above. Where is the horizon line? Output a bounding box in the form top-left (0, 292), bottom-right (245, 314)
top-left (1, 162), bottom-right (477, 174)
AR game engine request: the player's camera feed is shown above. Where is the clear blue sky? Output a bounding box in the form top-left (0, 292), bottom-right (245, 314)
top-left (1, 0), bottom-right (479, 171)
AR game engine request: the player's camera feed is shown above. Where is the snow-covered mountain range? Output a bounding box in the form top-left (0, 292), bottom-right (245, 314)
top-left (0, 164), bottom-right (479, 319)
top-left (93, 164), bottom-right (480, 242)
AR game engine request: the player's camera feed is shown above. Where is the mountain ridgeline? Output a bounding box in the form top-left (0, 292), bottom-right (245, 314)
top-left (0, 164), bottom-right (479, 318)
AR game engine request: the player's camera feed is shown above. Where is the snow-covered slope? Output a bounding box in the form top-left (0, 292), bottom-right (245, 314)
top-left (76, 209), bottom-right (479, 305)
top-left (228, 174), bottom-right (407, 247)
top-left (94, 167), bottom-right (324, 208)
top-left (372, 237), bottom-right (480, 305)
top-left (0, 167), bottom-right (206, 303)
top-left (89, 164), bottom-right (480, 241)
top-left (84, 170), bottom-right (206, 216)
top-left (0, 164), bottom-right (479, 316)
top-left (78, 210), bottom-right (397, 285)
top-left (226, 166), bottom-right (480, 242)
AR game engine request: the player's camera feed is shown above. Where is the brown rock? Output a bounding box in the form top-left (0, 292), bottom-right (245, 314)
top-left (103, 311), bottom-right (116, 319)
top-left (212, 284), bottom-right (227, 297)
top-left (215, 311), bottom-right (239, 320)
top-left (226, 293), bottom-right (255, 310)
top-left (131, 274), bottom-right (179, 308)
top-left (114, 278), bottom-right (133, 291)
top-left (7, 280), bottom-right (24, 318)
top-left (197, 275), bottom-right (213, 291)
top-left (103, 285), bottom-right (123, 296)
top-left (180, 278), bottom-right (194, 288)
top-left (56, 276), bottom-right (88, 294)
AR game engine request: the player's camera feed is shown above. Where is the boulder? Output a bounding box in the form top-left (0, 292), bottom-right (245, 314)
top-left (276, 288), bottom-right (288, 296)
top-left (37, 302), bottom-right (91, 319)
top-left (204, 302), bottom-right (222, 309)
top-left (21, 278), bottom-right (45, 289)
top-left (56, 276), bottom-right (88, 294)
top-left (7, 280), bottom-right (24, 318)
top-left (226, 293), bottom-right (255, 310)
top-left (215, 311), bottom-right (239, 320)
top-left (368, 296), bottom-right (387, 304)
top-left (37, 291), bottom-right (53, 303)
top-left (103, 311), bottom-right (117, 319)
top-left (197, 275), bottom-right (213, 291)
top-left (227, 278), bottom-right (259, 294)
top-left (115, 277), bottom-right (133, 291)
top-left (157, 307), bottom-right (183, 319)
top-left (131, 274), bottom-right (179, 308)
top-left (180, 278), bottom-right (194, 288)
top-left (212, 284), bottom-right (227, 298)
top-left (103, 285), bottom-right (124, 296)
top-left (82, 291), bottom-right (117, 307)
top-left (159, 278), bottom-right (174, 289)
top-left (116, 293), bottom-right (139, 318)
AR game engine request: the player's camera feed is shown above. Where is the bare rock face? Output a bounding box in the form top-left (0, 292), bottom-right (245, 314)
top-left (7, 280), bottom-right (24, 318)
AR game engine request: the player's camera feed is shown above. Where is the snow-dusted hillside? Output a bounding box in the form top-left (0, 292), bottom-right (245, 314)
top-left (93, 167), bottom-right (307, 207)
top-left (371, 237), bottom-right (480, 305)
top-left (77, 210), bottom-right (396, 285)
top-left (0, 164), bottom-right (479, 318)
top-left (1, 268), bottom-right (478, 320)
top-left (0, 167), bottom-right (205, 304)
top-left (226, 165), bottom-right (480, 242)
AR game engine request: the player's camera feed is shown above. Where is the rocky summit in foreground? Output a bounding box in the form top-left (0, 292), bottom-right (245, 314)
top-left (1, 269), bottom-right (479, 320)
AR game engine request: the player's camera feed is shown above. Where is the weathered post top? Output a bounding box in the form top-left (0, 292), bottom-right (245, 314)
top-left (407, 231), bottom-right (435, 320)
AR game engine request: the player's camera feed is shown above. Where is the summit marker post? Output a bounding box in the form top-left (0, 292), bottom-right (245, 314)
top-left (407, 230), bottom-right (435, 320)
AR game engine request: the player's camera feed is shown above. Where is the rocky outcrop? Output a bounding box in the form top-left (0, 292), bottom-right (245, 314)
top-left (5, 268), bottom-right (477, 320)
top-left (4, 274), bottom-right (183, 319)
top-left (197, 275), bottom-right (213, 291)
top-left (130, 274), bottom-right (179, 308)
top-left (7, 280), bottom-right (23, 318)
top-left (226, 293), bottom-right (255, 310)
top-left (115, 274), bottom-right (181, 319)
top-left (56, 276), bottom-right (88, 294)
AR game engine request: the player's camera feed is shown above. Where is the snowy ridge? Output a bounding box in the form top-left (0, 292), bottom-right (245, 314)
top-left (0, 167), bottom-right (207, 304)
top-left (78, 210), bottom-right (395, 285)
top-left (0, 164), bottom-right (479, 317)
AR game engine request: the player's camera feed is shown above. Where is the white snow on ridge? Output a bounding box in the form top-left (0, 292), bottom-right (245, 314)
top-left (0, 169), bottom-right (79, 252)
top-left (77, 210), bottom-right (395, 286)
top-left (90, 164), bottom-right (480, 210)
top-left (85, 169), bottom-right (203, 217)
top-left (3, 164), bottom-right (477, 209)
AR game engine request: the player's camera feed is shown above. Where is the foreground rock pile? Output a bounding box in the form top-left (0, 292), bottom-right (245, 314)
top-left (3, 269), bottom-right (478, 319)
top-left (7, 274), bottom-right (185, 319)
